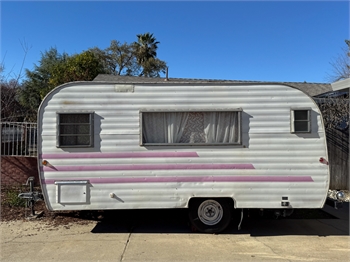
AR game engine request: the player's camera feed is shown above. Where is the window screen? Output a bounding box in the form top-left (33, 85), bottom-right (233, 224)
top-left (291, 109), bottom-right (311, 133)
top-left (57, 113), bottom-right (94, 147)
top-left (141, 111), bottom-right (241, 145)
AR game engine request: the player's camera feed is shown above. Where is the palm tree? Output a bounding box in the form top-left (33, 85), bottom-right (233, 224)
top-left (134, 33), bottom-right (160, 64)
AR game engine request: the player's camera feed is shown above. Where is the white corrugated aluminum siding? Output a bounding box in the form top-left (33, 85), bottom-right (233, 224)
top-left (38, 82), bottom-right (329, 211)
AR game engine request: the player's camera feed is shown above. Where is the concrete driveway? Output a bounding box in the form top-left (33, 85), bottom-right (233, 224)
top-left (1, 203), bottom-right (349, 261)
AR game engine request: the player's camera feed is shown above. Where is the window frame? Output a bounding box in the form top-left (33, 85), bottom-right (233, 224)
top-left (56, 111), bottom-right (94, 148)
top-left (139, 109), bottom-right (242, 146)
top-left (290, 108), bottom-right (311, 133)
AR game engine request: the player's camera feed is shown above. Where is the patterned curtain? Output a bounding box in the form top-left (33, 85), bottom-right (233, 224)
top-left (179, 112), bottom-right (206, 143)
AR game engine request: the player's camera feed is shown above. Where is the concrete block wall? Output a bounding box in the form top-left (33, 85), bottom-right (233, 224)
top-left (1, 156), bottom-right (39, 186)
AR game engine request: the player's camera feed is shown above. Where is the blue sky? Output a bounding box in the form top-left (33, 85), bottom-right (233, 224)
top-left (1, 1), bottom-right (349, 83)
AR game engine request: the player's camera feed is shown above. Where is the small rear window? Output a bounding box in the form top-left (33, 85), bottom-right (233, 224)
top-left (291, 109), bottom-right (311, 133)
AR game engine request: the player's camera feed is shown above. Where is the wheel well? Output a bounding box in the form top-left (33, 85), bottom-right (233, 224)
top-left (187, 197), bottom-right (236, 233)
top-left (188, 197), bottom-right (235, 209)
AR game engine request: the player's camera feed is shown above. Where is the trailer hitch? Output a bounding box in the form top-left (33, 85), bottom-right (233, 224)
top-left (18, 177), bottom-right (44, 217)
top-left (18, 192), bottom-right (43, 202)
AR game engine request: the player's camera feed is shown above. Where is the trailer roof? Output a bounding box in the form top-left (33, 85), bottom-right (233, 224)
top-left (93, 74), bottom-right (332, 97)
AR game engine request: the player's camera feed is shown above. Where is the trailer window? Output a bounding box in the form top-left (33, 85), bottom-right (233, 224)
top-left (291, 109), bottom-right (311, 133)
top-left (57, 113), bottom-right (94, 147)
top-left (141, 111), bottom-right (241, 145)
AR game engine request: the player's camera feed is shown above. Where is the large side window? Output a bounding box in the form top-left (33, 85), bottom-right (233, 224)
top-left (290, 109), bottom-right (311, 133)
top-left (57, 112), bottom-right (94, 147)
top-left (141, 111), bottom-right (241, 145)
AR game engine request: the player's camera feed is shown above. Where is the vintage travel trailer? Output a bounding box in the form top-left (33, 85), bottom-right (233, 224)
top-left (37, 77), bottom-right (330, 232)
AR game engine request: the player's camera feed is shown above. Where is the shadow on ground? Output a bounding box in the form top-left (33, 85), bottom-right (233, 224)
top-left (86, 207), bottom-right (348, 236)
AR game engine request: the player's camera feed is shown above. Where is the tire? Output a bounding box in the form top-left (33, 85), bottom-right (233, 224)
top-left (188, 198), bottom-right (232, 233)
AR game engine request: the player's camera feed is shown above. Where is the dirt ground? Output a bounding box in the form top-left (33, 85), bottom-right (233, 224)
top-left (0, 187), bottom-right (97, 226)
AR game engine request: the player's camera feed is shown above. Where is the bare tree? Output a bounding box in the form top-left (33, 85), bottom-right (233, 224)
top-left (316, 96), bottom-right (349, 131)
top-left (1, 80), bottom-right (27, 122)
top-left (322, 39), bottom-right (350, 133)
top-left (1, 39), bottom-right (31, 122)
top-left (90, 40), bottom-right (139, 76)
top-left (327, 40), bottom-right (350, 82)
top-left (1, 39), bottom-right (31, 87)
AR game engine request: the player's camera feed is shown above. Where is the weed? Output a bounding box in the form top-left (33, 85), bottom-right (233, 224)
top-left (2, 187), bottom-right (26, 207)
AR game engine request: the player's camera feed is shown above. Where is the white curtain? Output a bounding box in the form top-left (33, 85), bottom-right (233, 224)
top-left (167, 112), bottom-right (189, 143)
top-left (143, 112), bottom-right (189, 143)
top-left (203, 112), bottom-right (240, 144)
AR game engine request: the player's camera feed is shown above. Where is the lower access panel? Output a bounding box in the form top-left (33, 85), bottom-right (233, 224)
top-left (55, 180), bottom-right (90, 204)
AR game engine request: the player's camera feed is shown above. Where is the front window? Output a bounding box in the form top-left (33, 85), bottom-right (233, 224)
top-left (57, 112), bottom-right (94, 147)
top-left (141, 111), bottom-right (241, 145)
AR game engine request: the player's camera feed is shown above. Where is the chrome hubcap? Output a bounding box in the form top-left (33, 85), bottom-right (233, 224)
top-left (198, 200), bottom-right (223, 226)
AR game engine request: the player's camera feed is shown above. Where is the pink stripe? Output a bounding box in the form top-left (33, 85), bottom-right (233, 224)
top-left (43, 163), bottom-right (254, 172)
top-left (41, 152), bottom-right (199, 159)
top-left (42, 176), bottom-right (313, 185)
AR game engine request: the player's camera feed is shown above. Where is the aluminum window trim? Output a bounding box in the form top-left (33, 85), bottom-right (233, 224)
top-left (140, 109), bottom-right (243, 146)
top-left (56, 111), bottom-right (94, 148)
top-left (290, 108), bottom-right (311, 133)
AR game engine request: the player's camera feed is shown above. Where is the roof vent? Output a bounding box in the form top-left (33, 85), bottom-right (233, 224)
top-left (165, 67), bottom-right (169, 81)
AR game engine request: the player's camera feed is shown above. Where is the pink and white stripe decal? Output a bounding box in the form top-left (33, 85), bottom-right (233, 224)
top-left (43, 163), bottom-right (254, 172)
top-left (41, 152), bottom-right (199, 159)
top-left (42, 175), bottom-right (313, 185)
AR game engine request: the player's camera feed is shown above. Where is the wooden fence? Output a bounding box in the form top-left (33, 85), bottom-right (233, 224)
top-left (327, 128), bottom-right (349, 190)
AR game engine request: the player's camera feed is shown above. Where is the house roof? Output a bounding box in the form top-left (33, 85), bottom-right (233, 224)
top-left (331, 78), bottom-right (350, 93)
top-left (93, 74), bottom-right (332, 97)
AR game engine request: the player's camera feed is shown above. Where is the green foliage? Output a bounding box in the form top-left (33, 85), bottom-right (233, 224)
top-left (18, 48), bottom-right (105, 121)
top-left (18, 81), bottom-right (43, 122)
top-left (134, 32), bottom-right (159, 64)
top-left (49, 51), bottom-right (105, 88)
top-left (139, 57), bottom-right (167, 77)
top-left (133, 33), bottom-right (167, 77)
top-left (89, 32), bottom-right (167, 77)
top-left (16, 33), bottom-right (167, 120)
top-left (18, 48), bottom-right (68, 120)
top-left (3, 188), bottom-right (26, 207)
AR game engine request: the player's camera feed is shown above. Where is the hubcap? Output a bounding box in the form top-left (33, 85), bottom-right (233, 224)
top-left (198, 200), bottom-right (223, 226)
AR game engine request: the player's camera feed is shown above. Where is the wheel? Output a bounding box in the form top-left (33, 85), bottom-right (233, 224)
top-left (188, 198), bottom-right (232, 233)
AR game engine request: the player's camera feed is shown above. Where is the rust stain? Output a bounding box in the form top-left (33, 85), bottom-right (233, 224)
top-left (62, 100), bottom-right (80, 105)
